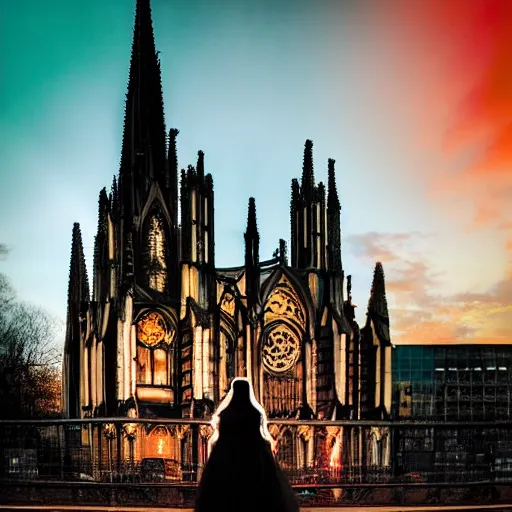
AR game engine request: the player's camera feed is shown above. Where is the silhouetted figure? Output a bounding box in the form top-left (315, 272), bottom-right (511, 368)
top-left (194, 378), bottom-right (299, 512)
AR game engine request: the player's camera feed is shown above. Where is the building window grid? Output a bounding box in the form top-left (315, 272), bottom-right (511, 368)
top-left (394, 346), bottom-right (512, 422)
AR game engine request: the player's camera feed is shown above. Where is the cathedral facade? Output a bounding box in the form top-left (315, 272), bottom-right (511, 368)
top-left (62, 0), bottom-right (392, 471)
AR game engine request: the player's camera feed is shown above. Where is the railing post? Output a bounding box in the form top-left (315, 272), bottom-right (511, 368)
top-left (116, 423), bottom-right (122, 477)
top-left (97, 423), bottom-right (102, 477)
top-left (123, 423), bottom-right (137, 471)
top-left (391, 424), bottom-right (400, 479)
top-left (58, 423), bottom-right (64, 480)
top-left (361, 425), bottom-right (367, 483)
top-left (192, 424), bottom-right (199, 482)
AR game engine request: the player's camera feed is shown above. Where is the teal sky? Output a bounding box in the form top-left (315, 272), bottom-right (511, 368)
top-left (1, 0), bottom-right (510, 346)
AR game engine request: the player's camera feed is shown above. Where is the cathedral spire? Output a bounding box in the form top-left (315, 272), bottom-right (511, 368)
top-left (301, 139), bottom-right (315, 202)
top-left (327, 158), bottom-right (340, 210)
top-left (167, 128), bottom-right (179, 218)
top-left (368, 262), bottom-right (389, 321)
top-left (120, 0), bottom-right (166, 186)
top-left (244, 197), bottom-right (260, 303)
top-left (327, 158), bottom-right (342, 272)
top-left (93, 189), bottom-right (110, 302)
top-left (366, 262), bottom-right (391, 345)
top-left (63, 222), bottom-right (89, 419)
top-left (67, 223), bottom-right (89, 305)
top-left (245, 197), bottom-right (259, 266)
top-left (290, 178), bottom-right (300, 267)
top-left (245, 197), bottom-right (259, 241)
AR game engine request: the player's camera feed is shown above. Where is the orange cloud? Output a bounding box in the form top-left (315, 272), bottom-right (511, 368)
top-left (349, 231), bottom-right (512, 345)
top-left (441, 1), bottom-right (512, 231)
top-left (381, 0), bottom-right (512, 235)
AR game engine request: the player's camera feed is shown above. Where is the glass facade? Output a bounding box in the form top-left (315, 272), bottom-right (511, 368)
top-left (392, 344), bottom-right (512, 421)
top-left (392, 344), bottom-right (512, 480)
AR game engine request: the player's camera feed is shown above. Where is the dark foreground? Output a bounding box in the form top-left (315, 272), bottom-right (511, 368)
top-left (1, 505), bottom-right (512, 512)
top-left (1, 481), bottom-right (512, 510)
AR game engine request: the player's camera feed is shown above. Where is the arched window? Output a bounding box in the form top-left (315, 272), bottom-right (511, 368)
top-left (136, 312), bottom-right (175, 387)
top-left (143, 211), bottom-right (169, 293)
top-left (147, 426), bottom-right (171, 458)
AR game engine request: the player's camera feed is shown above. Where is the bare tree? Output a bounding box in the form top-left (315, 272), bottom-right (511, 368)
top-left (0, 268), bottom-right (62, 419)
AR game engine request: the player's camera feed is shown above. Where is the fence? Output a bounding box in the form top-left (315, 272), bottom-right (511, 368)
top-left (1, 418), bottom-right (512, 507)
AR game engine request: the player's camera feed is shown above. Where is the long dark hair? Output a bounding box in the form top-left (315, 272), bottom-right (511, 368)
top-left (208, 378), bottom-right (276, 453)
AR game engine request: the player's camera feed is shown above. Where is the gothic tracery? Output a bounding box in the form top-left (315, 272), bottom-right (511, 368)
top-left (137, 311), bottom-right (175, 347)
top-left (264, 277), bottom-right (306, 329)
top-left (144, 212), bottom-right (169, 293)
top-left (262, 324), bottom-right (300, 374)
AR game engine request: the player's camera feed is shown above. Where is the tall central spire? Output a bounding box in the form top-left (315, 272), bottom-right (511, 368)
top-left (120, 0), bottom-right (167, 187)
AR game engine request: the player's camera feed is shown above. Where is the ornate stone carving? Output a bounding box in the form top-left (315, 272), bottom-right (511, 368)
top-left (123, 423), bottom-right (137, 440)
top-left (264, 277), bottom-right (306, 328)
top-left (176, 425), bottom-right (190, 440)
top-left (326, 426), bottom-right (341, 440)
top-left (298, 425), bottom-right (313, 441)
top-left (262, 324), bottom-right (300, 374)
top-left (199, 425), bottom-right (213, 439)
top-left (220, 292), bottom-right (235, 317)
top-left (144, 212), bottom-right (169, 293)
top-left (268, 424), bottom-right (280, 439)
top-left (370, 426), bottom-right (386, 441)
top-left (136, 311), bottom-right (175, 347)
top-left (103, 423), bottom-right (116, 439)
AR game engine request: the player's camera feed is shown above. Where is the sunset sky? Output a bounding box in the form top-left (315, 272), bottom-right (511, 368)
top-left (0, 0), bottom-right (510, 346)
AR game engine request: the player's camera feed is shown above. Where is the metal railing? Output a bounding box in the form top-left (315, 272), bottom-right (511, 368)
top-left (1, 418), bottom-right (512, 507)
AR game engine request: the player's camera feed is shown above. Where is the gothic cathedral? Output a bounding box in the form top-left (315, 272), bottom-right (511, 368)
top-left (62, 0), bottom-right (392, 467)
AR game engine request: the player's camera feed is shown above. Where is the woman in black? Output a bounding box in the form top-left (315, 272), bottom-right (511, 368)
top-left (194, 378), bottom-right (299, 512)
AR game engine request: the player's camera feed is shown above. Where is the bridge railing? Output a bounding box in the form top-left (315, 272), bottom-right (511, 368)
top-left (0, 418), bottom-right (511, 486)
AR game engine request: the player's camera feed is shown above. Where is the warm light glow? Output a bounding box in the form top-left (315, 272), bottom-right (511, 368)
top-left (137, 312), bottom-right (167, 347)
top-left (153, 348), bottom-right (168, 385)
top-left (147, 426), bottom-right (171, 458)
top-left (329, 435), bottom-right (342, 470)
top-left (146, 214), bottom-right (168, 293)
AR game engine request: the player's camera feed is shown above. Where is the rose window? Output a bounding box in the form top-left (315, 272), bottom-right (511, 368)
top-left (262, 324), bottom-right (300, 374)
top-left (137, 312), bottom-right (173, 347)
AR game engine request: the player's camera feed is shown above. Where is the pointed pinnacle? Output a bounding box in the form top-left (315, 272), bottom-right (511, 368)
top-left (328, 158), bottom-right (340, 210)
top-left (120, 0), bottom-right (166, 177)
top-left (167, 128), bottom-right (179, 162)
top-left (301, 139), bottom-right (315, 201)
top-left (291, 178), bottom-right (300, 214)
top-left (197, 151), bottom-right (205, 182)
top-left (246, 197), bottom-right (259, 238)
top-left (369, 261), bottom-right (389, 319)
top-left (69, 223), bottom-right (90, 303)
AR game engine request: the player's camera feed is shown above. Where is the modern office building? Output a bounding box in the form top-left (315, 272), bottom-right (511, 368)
top-left (392, 344), bottom-right (512, 480)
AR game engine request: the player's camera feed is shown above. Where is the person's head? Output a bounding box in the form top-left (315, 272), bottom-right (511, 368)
top-left (230, 379), bottom-right (251, 406)
top-left (208, 378), bottom-right (276, 452)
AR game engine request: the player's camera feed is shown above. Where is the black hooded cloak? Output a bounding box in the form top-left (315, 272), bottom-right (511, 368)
top-left (194, 380), bottom-right (299, 512)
